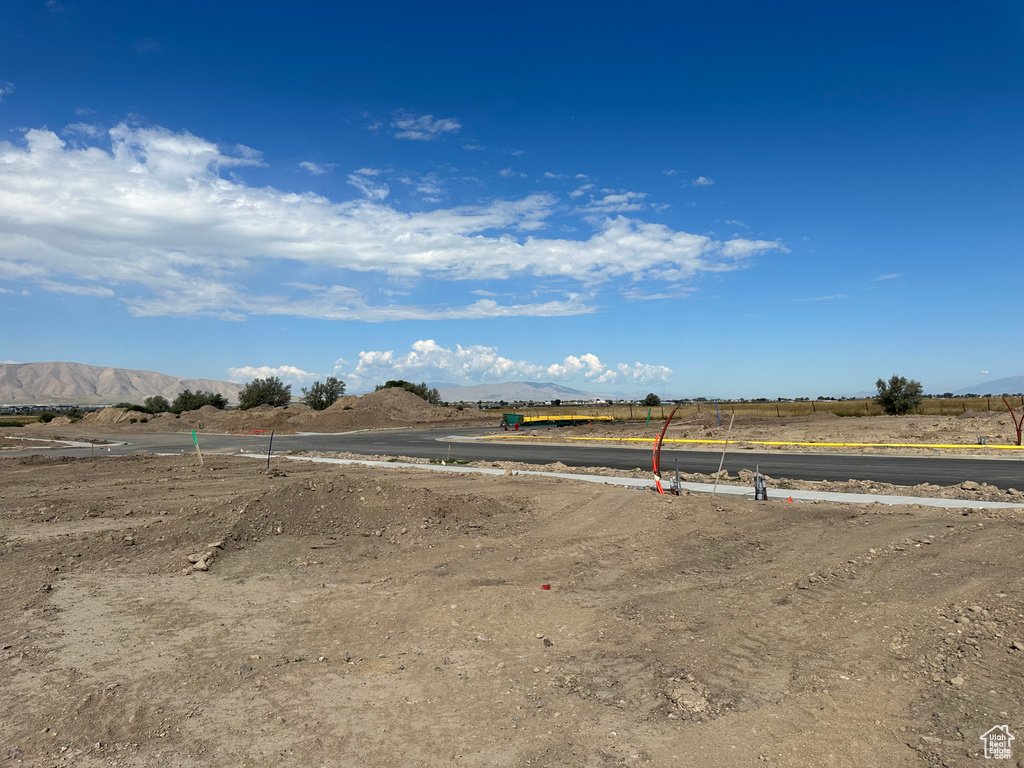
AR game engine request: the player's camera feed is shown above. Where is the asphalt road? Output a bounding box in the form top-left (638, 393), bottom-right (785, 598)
top-left (11, 427), bottom-right (1024, 488)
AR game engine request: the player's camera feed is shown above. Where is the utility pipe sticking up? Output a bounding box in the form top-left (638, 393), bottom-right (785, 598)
top-left (652, 404), bottom-right (681, 495)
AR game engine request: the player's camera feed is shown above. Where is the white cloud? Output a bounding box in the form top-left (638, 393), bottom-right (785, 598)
top-left (74, 107), bottom-right (95, 116)
top-left (691, 176), bottom-right (714, 186)
top-left (543, 172), bottom-right (565, 179)
top-left (569, 183), bottom-right (595, 199)
top-left (0, 122), bottom-right (784, 321)
top-left (796, 293), bottom-right (846, 302)
top-left (63, 122), bottom-right (105, 138)
top-left (661, 169), bottom-right (678, 177)
top-left (398, 172), bottom-right (444, 199)
top-left (0, 81), bottom-right (14, 102)
top-left (390, 112), bottom-right (461, 141)
top-left (463, 143), bottom-right (485, 151)
top-left (581, 191), bottom-right (647, 213)
top-left (227, 364), bottom-right (323, 386)
top-left (347, 168), bottom-right (389, 200)
top-left (338, 340), bottom-right (673, 390)
top-left (130, 37), bottom-right (161, 55)
top-left (719, 238), bottom-right (786, 259)
top-left (874, 273), bottom-right (904, 281)
top-left (35, 279), bottom-right (114, 297)
top-left (979, 370), bottom-right (990, 375)
top-left (498, 167), bottom-right (526, 178)
top-left (300, 161), bottom-right (334, 175)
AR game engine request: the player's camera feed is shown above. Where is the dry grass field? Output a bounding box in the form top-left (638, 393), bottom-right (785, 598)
top-left (489, 396), bottom-right (1024, 422)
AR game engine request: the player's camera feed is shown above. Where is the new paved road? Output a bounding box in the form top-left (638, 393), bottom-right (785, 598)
top-left (12, 427), bottom-right (1024, 488)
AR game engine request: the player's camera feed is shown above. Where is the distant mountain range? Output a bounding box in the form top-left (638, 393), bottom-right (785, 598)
top-left (0, 362), bottom-right (243, 405)
top-left (437, 381), bottom-right (600, 402)
top-left (952, 375), bottom-right (1024, 396)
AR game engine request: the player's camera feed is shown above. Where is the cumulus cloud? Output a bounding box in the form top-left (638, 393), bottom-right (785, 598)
top-left (227, 364), bottom-right (323, 386)
top-left (338, 340), bottom-right (673, 390)
top-left (498, 167), bottom-right (526, 178)
top-left (0, 122), bottom-right (784, 321)
top-left (390, 112), bottom-right (461, 141)
top-left (691, 176), bottom-right (714, 186)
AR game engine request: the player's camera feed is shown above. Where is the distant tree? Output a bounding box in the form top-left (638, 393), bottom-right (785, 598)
top-left (238, 377), bottom-right (291, 410)
top-left (171, 389), bottom-right (229, 414)
top-left (375, 380), bottom-right (441, 405)
top-left (874, 375), bottom-right (923, 416)
top-left (144, 395), bottom-right (171, 414)
top-left (301, 377), bottom-right (346, 411)
top-left (114, 401), bottom-right (147, 413)
top-left (551, 398), bottom-right (562, 407)
top-left (642, 393), bottom-right (661, 407)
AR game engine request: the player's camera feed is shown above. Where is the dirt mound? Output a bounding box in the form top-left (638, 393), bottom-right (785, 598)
top-left (227, 472), bottom-right (532, 544)
top-left (76, 407), bottom-right (137, 426)
top-left (69, 391), bottom-right (492, 435)
top-left (292, 387), bottom-right (492, 431)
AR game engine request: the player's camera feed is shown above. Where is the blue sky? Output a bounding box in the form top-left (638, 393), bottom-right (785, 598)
top-left (1, 1), bottom-right (1021, 397)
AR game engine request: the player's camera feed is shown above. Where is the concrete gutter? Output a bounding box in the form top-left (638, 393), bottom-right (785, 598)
top-left (242, 454), bottom-right (1024, 510)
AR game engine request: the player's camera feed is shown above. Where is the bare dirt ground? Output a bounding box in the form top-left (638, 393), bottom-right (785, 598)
top-left (526, 411), bottom-right (1024, 456)
top-left (292, 451), bottom-right (1024, 504)
top-left (2, 454), bottom-right (1024, 767)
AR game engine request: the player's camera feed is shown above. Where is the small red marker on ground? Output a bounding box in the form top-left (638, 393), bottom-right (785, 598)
top-left (787, 496), bottom-right (794, 503)
top-left (541, 584), bottom-right (551, 590)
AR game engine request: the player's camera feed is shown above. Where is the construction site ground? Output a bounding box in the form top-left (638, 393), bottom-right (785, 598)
top-left (4, 395), bottom-right (1024, 766)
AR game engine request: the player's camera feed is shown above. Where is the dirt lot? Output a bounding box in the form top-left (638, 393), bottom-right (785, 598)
top-left (523, 410), bottom-right (1024, 456)
top-left (2, 454), bottom-right (1023, 767)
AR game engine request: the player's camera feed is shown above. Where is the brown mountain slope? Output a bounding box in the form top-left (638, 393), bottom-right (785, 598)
top-left (0, 361), bottom-right (243, 405)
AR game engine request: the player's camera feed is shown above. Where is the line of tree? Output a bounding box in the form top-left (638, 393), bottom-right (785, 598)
top-left (115, 391), bottom-right (228, 414)
top-left (169, 390), bottom-right (228, 413)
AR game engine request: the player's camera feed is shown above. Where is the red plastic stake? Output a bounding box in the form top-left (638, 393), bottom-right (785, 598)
top-left (541, 584), bottom-right (551, 590)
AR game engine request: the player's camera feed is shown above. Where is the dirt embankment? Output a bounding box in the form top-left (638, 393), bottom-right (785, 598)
top-left (1, 454), bottom-right (1023, 766)
top-left (30, 387), bottom-right (494, 435)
